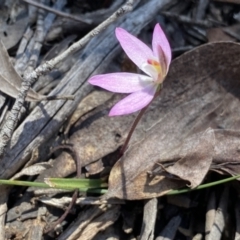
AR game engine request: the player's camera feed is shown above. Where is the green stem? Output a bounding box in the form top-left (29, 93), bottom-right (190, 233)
top-left (167, 174), bottom-right (240, 195)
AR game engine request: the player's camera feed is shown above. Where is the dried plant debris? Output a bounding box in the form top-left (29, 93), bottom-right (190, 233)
top-left (0, 40), bottom-right (73, 101)
top-left (0, 0), bottom-right (28, 49)
top-left (2, 0), bottom-right (240, 239)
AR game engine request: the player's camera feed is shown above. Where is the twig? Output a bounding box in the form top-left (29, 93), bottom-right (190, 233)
top-left (23, 0), bottom-right (92, 24)
top-left (15, 34), bottom-right (35, 73)
top-left (27, 0), bottom-right (67, 72)
top-left (208, 186), bottom-right (228, 240)
top-left (44, 190), bottom-right (78, 234)
top-left (195, 0), bottom-right (209, 20)
top-left (16, 0), bottom-right (67, 72)
top-left (205, 192), bottom-right (216, 240)
top-left (15, 27), bottom-right (33, 69)
top-left (39, 196), bottom-right (125, 208)
top-left (234, 197), bottom-right (240, 240)
top-left (139, 198), bottom-right (158, 240)
top-left (0, 187), bottom-right (8, 240)
top-left (0, 0), bottom-right (136, 158)
top-left (26, 0), bottom-right (46, 73)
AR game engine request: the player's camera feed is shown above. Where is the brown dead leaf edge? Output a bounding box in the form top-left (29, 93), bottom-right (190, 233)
top-left (105, 42), bottom-right (240, 200)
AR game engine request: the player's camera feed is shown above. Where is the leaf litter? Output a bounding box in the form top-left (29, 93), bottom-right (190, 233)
top-left (0, 40), bottom-right (73, 101)
top-left (2, 0), bottom-right (240, 239)
top-left (38, 40), bottom-right (240, 238)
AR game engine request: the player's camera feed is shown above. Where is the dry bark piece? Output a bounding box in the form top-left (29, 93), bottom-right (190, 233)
top-left (39, 196), bottom-right (124, 209)
top-left (11, 162), bottom-right (53, 180)
top-left (58, 205), bottom-right (118, 240)
top-left (192, 233), bottom-right (203, 240)
top-left (139, 198), bottom-right (158, 240)
top-left (205, 192), bottom-right (216, 240)
top-left (234, 199), bottom-right (240, 240)
top-left (71, 205), bottom-right (120, 240)
top-left (0, 186), bottom-right (8, 240)
top-left (155, 215), bottom-right (182, 240)
top-left (26, 219), bottom-right (45, 240)
top-left (207, 186), bottom-right (229, 240)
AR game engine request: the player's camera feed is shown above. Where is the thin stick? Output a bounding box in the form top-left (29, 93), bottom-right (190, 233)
top-left (23, 0), bottom-right (92, 24)
top-left (44, 190), bottom-right (79, 234)
top-left (0, 0), bottom-right (136, 158)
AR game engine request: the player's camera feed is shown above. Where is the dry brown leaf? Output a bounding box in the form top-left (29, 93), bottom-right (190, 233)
top-left (0, 12), bottom-right (28, 49)
top-left (104, 42), bottom-right (240, 200)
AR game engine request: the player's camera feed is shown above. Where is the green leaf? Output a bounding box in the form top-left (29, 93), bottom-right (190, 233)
top-left (0, 178), bottom-right (107, 193)
top-left (167, 174), bottom-right (240, 195)
top-left (44, 178), bottom-right (107, 190)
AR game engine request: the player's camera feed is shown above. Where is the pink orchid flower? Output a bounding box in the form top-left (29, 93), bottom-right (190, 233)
top-left (88, 23), bottom-right (171, 116)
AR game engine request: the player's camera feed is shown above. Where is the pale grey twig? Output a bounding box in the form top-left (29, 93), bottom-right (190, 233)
top-left (26, 0), bottom-right (46, 72)
top-left (208, 187), bottom-right (228, 240)
top-left (139, 198), bottom-right (158, 240)
top-left (27, 0), bottom-right (67, 72)
top-left (23, 0), bottom-right (92, 24)
top-left (39, 196), bottom-right (125, 208)
top-left (205, 192), bottom-right (216, 240)
top-left (234, 198), bottom-right (240, 240)
top-left (0, 187), bottom-right (8, 240)
top-left (0, 0), bottom-right (135, 158)
top-left (15, 33), bottom-right (35, 73)
top-left (15, 27), bottom-right (33, 68)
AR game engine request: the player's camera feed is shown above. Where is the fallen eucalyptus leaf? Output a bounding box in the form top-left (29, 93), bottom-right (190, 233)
top-left (104, 42), bottom-right (240, 200)
top-left (0, 40), bottom-right (73, 101)
top-left (0, 6), bottom-right (27, 49)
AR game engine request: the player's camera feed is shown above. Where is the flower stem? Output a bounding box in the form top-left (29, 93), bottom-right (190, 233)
top-left (120, 105), bottom-right (148, 156)
top-left (119, 85), bottom-right (162, 157)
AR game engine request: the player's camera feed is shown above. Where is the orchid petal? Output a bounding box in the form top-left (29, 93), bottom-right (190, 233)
top-left (109, 85), bottom-right (156, 116)
top-left (152, 24), bottom-right (171, 71)
top-left (115, 28), bottom-right (154, 74)
top-left (88, 73), bottom-right (153, 93)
